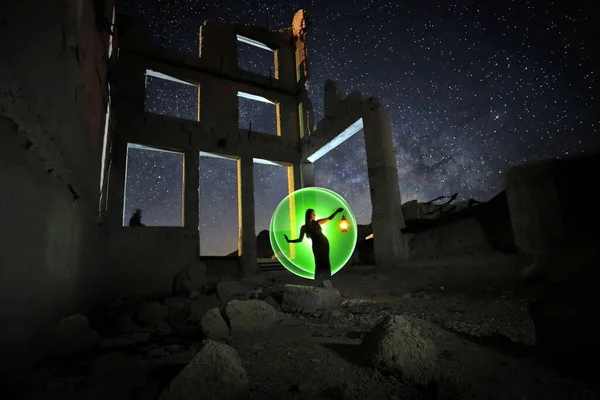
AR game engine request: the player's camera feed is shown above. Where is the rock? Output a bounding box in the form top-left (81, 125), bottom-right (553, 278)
top-left (217, 280), bottom-right (255, 304)
top-left (113, 315), bottom-right (140, 333)
top-left (263, 296), bottom-right (281, 312)
top-left (164, 297), bottom-right (187, 312)
top-left (201, 308), bottom-right (229, 339)
top-left (321, 280), bottom-right (333, 289)
top-left (166, 344), bottom-right (185, 353)
top-left (136, 301), bottom-right (169, 326)
top-left (100, 332), bottom-right (151, 349)
top-left (188, 290), bottom-right (201, 299)
top-left (164, 296), bottom-right (189, 323)
top-left (154, 319), bottom-right (173, 337)
top-left (147, 347), bottom-right (170, 358)
top-left (159, 340), bottom-right (249, 400)
top-left (256, 230), bottom-right (275, 258)
top-left (225, 300), bottom-right (277, 334)
top-left (92, 352), bottom-right (126, 377)
top-left (173, 262), bottom-right (207, 293)
top-left (245, 288), bottom-right (263, 299)
top-left (242, 274), bottom-right (269, 287)
top-left (331, 309), bottom-right (343, 318)
top-left (188, 294), bottom-right (219, 323)
top-left (401, 293), bottom-right (411, 299)
top-left (281, 284), bottom-right (342, 314)
top-left (361, 315), bottom-right (436, 386)
top-left (56, 314), bottom-right (100, 354)
top-left (65, 384), bottom-right (133, 400)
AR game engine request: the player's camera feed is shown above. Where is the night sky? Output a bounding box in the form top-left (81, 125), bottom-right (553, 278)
top-left (121, 0), bottom-right (599, 255)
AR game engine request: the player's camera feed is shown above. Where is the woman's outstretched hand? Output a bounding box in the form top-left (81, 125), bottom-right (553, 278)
top-left (337, 207), bottom-right (344, 213)
top-left (284, 234), bottom-right (290, 243)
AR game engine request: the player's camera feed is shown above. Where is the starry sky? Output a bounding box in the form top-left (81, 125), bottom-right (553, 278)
top-left (121, 0), bottom-right (599, 255)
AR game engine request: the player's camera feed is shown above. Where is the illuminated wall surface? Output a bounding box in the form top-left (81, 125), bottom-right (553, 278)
top-left (270, 187), bottom-right (358, 279)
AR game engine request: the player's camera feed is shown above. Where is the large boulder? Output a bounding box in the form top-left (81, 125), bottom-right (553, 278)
top-left (225, 300), bottom-right (277, 334)
top-left (281, 284), bottom-right (342, 313)
top-left (173, 262), bottom-right (207, 293)
top-left (55, 314), bottom-right (101, 354)
top-left (201, 308), bottom-right (229, 340)
top-left (188, 293), bottom-right (219, 323)
top-left (90, 351), bottom-right (146, 380)
top-left (361, 315), bottom-right (436, 386)
top-left (112, 315), bottom-right (140, 334)
top-left (136, 301), bottom-right (169, 327)
top-left (159, 340), bottom-right (249, 400)
top-left (217, 280), bottom-right (255, 304)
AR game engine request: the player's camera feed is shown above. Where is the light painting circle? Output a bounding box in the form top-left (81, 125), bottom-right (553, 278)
top-left (269, 187), bottom-right (358, 279)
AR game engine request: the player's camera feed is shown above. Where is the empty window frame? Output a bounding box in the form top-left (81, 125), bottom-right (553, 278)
top-left (237, 34), bottom-right (278, 78)
top-left (253, 158), bottom-right (290, 237)
top-left (312, 121), bottom-right (372, 225)
top-left (123, 144), bottom-right (185, 227)
top-left (238, 91), bottom-right (279, 135)
top-left (198, 152), bottom-right (239, 256)
top-left (145, 70), bottom-right (199, 121)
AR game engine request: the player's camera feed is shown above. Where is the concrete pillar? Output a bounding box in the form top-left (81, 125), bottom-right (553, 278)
top-left (277, 99), bottom-right (301, 140)
top-left (301, 161), bottom-right (315, 188)
top-left (199, 81), bottom-right (238, 136)
top-left (105, 59), bottom-right (146, 229)
top-left (105, 137), bottom-right (128, 228)
top-left (296, 83), bottom-right (314, 137)
top-left (362, 105), bottom-right (407, 269)
top-left (289, 163), bottom-right (302, 193)
top-left (237, 157), bottom-right (258, 275)
top-left (274, 44), bottom-right (297, 87)
top-left (199, 21), bottom-right (238, 75)
top-left (184, 150), bottom-right (200, 252)
top-left (111, 58), bottom-right (146, 118)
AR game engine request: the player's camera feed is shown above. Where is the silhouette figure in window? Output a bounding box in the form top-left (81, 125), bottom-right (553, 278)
top-left (129, 208), bottom-right (146, 227)
top-left (284, 207), bottom-right (343, 282)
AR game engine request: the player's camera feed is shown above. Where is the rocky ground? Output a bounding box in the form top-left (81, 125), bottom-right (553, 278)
top-left (11, 276), bottom-right (600, 400)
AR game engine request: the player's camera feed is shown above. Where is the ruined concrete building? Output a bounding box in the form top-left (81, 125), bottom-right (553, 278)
top-left (104, 10), bottom-right (406, 295)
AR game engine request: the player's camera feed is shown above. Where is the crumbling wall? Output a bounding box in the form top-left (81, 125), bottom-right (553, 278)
top-left (404, 192), bottom-right (516, 260)
top-left (0, 0), bottom-right (113, 370)
top-left (505, 154), bottom-right (600, 255)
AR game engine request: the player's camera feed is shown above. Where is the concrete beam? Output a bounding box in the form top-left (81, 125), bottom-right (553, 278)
top-left (115, 114), bottom-right (302, 164)
top-left (184, 149), bottom-right (200, 251)
top-left (301, 161), bottom-right (315, 188)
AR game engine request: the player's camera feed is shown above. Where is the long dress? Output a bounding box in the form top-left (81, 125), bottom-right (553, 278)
top-left (306, 221), bottom-right (331, 279)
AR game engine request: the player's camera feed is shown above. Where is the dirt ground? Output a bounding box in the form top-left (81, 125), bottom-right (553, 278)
top-left (16, 288), bottom-right (600, 400)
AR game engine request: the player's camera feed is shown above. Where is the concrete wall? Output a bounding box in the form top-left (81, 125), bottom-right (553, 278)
top-left (505, 153), bottom-right (600, 255)
top-left (106, 229), bottom-right (199, 297)
top-left (0, 0), bottom-right (112, 370)
top-left (404, 192), bottom-right (516, 260)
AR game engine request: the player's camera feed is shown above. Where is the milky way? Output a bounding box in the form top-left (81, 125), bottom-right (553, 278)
top-left (121, 0), bottom-right (599, 255)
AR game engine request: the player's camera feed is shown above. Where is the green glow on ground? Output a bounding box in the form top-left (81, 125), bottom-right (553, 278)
top-left (269, 187), bottom-right (358, 279)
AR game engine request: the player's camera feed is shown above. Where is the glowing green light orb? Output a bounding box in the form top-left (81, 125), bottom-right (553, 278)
top-left (269, 187), bottom-right (358, 279)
